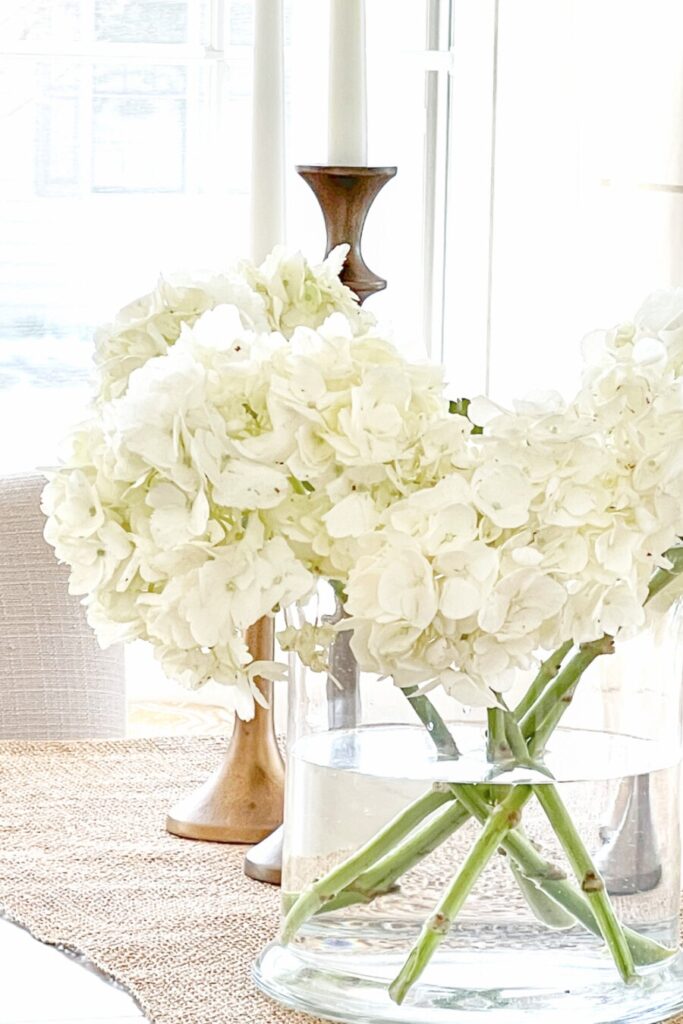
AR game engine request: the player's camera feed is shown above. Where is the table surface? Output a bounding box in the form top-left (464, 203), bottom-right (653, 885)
top-left (0, 918), bottom-right (143, 1024)
top-left (0, 705), bottom-right (242, 1024)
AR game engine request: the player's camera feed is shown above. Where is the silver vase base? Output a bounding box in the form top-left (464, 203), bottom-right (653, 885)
top-left (244, 825), bottom-right (283, 885)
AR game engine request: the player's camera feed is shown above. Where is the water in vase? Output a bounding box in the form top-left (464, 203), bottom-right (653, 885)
top-left (259, 722), bottom-right (683, 1024)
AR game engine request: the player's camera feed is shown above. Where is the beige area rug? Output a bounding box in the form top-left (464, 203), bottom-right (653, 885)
top-left (0, 737), bottom-right (317, 1024)
top-left (0, 736), bottom-right (682, 1024)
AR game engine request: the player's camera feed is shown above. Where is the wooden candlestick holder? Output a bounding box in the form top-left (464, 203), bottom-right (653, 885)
top-left (243, 164), bottom-right (397, 885)
top-left (166, 617), bottom-right (285, 844)
top-left (297, 165), bottom-right (397, 301)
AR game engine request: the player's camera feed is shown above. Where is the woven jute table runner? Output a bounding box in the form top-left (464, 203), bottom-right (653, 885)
top-left (0, 736), bottom-right (681, 1024)
top-left (0, 736), bottom-right (317, 1024)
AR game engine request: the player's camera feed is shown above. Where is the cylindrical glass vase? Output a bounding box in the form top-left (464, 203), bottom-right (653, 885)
top-left (255, 588), bottom-right (683, 1024)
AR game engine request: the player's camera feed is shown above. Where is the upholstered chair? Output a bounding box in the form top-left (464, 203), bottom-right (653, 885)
top-left (0, 473), bottom-right (125, 739)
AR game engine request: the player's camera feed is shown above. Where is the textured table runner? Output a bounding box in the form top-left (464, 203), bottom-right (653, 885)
top-left (0, 736), bottom-right (316, 1024)
top-left (0, 736), bottom-right (681, 1024)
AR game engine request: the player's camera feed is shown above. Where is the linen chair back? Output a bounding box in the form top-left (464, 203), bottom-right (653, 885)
top-left (0, 473), bottom-right (125, 739)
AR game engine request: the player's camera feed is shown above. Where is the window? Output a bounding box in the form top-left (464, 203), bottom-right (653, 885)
top-left (440, 0), bottom-right (683, 402)
top-left (0, 0), bottom-right (441, 472)
top-left (2, 0), bottom-right (681, 456)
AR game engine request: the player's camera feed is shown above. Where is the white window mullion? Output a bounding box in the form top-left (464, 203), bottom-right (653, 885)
top-left (421, 0), bottom-right (451, 362)
top-left (80, 0), bottom-right (95, 194)
top-left (441, 0), bottom-right (498, 398)
top-left (201, 0), bottom-right (231, 198)
top-left (186, 0), bottom-right (205, 47)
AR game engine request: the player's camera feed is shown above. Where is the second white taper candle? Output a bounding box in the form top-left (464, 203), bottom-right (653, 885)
top-left (328, 0), bottom-right (368, 167)
top-left (251, 0), bottom-right (286, 262)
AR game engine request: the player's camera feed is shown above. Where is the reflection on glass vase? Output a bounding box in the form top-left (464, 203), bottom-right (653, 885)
top-left (254, 587), bottom-right (683, 1024)
top-left (594, 774), bottom-right (662, 897)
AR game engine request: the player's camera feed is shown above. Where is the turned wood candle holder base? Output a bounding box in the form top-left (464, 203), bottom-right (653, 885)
top-left (166, 618), bottom-right (285, 844)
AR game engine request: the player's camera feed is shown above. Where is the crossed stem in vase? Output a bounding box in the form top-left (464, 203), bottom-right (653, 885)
top-left (281, 551), bottom-right (683, 1004)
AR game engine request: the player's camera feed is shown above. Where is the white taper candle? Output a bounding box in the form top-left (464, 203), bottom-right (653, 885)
top-left (251, 0), bottom-right (286, 262)
top-left (328, 0), bottom-right (368, 166)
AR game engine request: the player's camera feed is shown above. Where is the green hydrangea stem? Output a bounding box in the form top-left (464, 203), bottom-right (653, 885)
top-left (520, 636), bottom-right (615, 755)
top-left (389, 786), bottom-right (532, 1005)
top-left (502, 711), bottom-right (545, 769)
top-left (497, 717), bottom-right (641, 981)
top-left (513, 640), bottom-right (573, 721)
top-left (646, 546), bottom-right (683, 602)
top-left (486, 706), bottom-right (511, 762)
top-left (403, 685), bottom-right (460, 760)
top-left (532, 784), bottom-right (636, 982)
top-left (280, 785), bottom-right (453, 943)
top-left (494, 712), bottom-right (637, 983)
top-left (453, 784), bottom-right (672, 968)
top-left (320, 799), bottom-right (472, 914)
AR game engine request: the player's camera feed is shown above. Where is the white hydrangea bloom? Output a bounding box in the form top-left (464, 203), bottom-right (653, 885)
top-left (94, 246), bottom-right (372, 402)
top-left (44, 274), bottom-right (456, 713)
top-left (94, 273), bottom-right (269, 401)
top-left (44, 275), bottom-right (683, 715)
top-left (342, 290), bottom-right (683, 706)
top-left (240, 244), bottom-right (373, 336)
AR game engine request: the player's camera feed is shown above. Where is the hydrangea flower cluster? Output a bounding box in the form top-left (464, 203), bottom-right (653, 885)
top-left (43, 248), bottom-right (458, 714)
top-left (43, 250), bottom-right (683, 717)
top-left (94, 245), bottom-right (369, 402)
top-left (343, 290), bottom-right (683, 705)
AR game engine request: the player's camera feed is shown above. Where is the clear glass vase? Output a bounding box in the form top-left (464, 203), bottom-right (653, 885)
top-left (254, 585), bottom-right (683, 1024)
